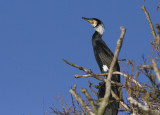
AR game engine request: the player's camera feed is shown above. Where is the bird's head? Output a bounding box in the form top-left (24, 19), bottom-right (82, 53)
top-left (82, 17), bottom-right (105, 35)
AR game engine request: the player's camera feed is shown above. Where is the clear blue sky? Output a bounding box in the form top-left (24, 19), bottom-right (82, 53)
top-left (0, 0), bottom-right (159, 115)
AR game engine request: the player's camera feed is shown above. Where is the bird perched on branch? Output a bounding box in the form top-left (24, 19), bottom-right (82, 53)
top-left (82, 17), bottom-right (120, 115)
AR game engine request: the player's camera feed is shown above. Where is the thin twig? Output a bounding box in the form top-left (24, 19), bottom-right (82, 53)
top-left (111, 90), bottom-right (131, 112)
top-left (86, 79), bottom-right (97, 96)
top-left (156, 24), bottom-right (160, 47)
top-left (156, 24), bottom-right (160, 37)
top-left (157, 4), bottom-right (160, 10)
top-left (63, 59), bottom-right (91, 74)
top-left (151, 59), bottom-right (160, 83)
top-left (118, 59), bottom-right (126, 63)
top-left (138, 65), bottom-right (153, 70)
top-left (63, 59), bottom-right (104, 81)
top-left (142, 6), bottom-right (157, 42)
top-left (43, 96), bottom-right (45, 115)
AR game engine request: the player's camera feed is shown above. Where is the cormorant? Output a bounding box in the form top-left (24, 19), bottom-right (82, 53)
top-left (82, 17), bottom-right (120, 115)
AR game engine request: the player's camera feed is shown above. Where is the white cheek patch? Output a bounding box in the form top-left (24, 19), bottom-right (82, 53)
top-left (103, 65), bottom-right (109, 72)
top-left (94, 24), bottom-right (104, 35)
top-left (92, 22), bottom-right (97, 27)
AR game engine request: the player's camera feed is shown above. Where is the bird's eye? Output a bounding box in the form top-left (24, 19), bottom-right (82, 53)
top-left (90, 21), bottom-right (94, 24)
top-left (91, 20), bottom-right (97, 27)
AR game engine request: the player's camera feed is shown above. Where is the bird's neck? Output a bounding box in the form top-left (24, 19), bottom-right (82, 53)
top-left (92, 31), bottom-right (102, 40)
top-left (94, 24), bottom-right (104, 35)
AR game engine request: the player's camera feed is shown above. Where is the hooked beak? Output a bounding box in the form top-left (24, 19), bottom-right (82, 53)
top-left (82, 17), bottom-right (97, 28)
top-left (82, 17), bottom-right (91, 23)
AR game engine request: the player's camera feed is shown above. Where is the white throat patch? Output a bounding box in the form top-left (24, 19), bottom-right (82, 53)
top-left (102, 65), bottom-right (109, 72)
top-left (94, 24), bottom-right (104, 35)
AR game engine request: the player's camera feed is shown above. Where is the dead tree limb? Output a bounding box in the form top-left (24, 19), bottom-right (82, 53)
top-left (69, 85), bottom-right (95, 115)
top-left (63, 59), bottom-right (104, 81)
top-left (128, 97), bottom-right (160, 115)
top-left (81, 88), bottom-right (97, 114)
top-left (75, 71), bottom-right (142, 87)
top-left (142, 6), bottom-right (157, 42)
top-left (151, 59), bottom-right (160, 83)
top-left (97, 27), bottom-right (126, 115)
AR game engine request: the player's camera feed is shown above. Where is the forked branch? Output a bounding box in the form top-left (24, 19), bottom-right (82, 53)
top-left (69, 85), bottom-right (95, 115)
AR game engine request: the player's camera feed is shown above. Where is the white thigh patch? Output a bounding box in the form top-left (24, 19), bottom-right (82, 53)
top-left (102, 65), bottom-right (108, 72)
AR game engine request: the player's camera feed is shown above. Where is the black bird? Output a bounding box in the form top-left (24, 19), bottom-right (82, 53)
top-left (82, 17), bottom-right (120, 115)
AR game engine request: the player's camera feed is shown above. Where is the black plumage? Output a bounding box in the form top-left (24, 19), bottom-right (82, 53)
top-left (82, 17), bottom-right (120, 115)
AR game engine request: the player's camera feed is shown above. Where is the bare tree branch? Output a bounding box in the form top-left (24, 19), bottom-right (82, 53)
top-left (111, 90), bottom-right (131, 112)
top-left (156, 24), bottom-right (160, 47)
top-left (63, 59), bottom-right (91, 74)
top-left (69, 85), bottom-right (95, 115)
top-left (151, 59), bottom-right (160, 83)
top-left (98, 27), bottom-right (126, 115)
top-left (156, 24), bottom-right (160, 37)
top-left (75, 71), bottom-right (142, 87)
top-left (63, 59), bottom-right (104, 81)
top-left (138, 65), bottom-right (153, 70)
top-left (81, 88), bottom-right (97, 114)
top-left (128, 97), bottom-right (160, 115)
top-left (64, 59), bottom-right (142, 88)
top-left (142, 6), bottom-right (157, 42)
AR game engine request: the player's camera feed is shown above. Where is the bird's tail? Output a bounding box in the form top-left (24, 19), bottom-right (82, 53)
top-left (98, 75), bottom-right (120, 115)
